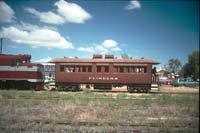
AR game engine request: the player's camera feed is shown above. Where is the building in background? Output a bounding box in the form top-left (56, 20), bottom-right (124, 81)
top-left (157, 68), bottom-right (174, 85)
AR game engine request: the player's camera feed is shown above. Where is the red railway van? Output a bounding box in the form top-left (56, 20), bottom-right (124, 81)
top-left (0, 54), bottom-right (44, 90)
top-left (49, 55), bottom-right (159, 92)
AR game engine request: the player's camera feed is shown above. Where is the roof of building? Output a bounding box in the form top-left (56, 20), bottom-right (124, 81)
top-left (49, 57), bottom-right (159, 65)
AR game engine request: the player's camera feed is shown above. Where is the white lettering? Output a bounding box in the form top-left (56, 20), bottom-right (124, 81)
top-left (88, 76), bottom-right (118, 80)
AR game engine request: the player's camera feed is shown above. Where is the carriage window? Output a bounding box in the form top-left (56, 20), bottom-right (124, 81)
top-left (76, 66), bottom-right (81, 72)
top-left (60, 65), bottom-right (64, 72)
top-left (113, 66), bottom-right (147, 73)
top-left (125, 67), bottom-right (129, 73)
top-left (82, 66), bottom-right (86, 72)
top-left (132, 67), bottom-right (147, 73)
top-left (65, 66), bottom-right (75, 72)
top-left (114, 66), bottom-right (118, 72)
top-left (71, 66), bottom-right (75, 72)
top-left (139, 67), bottom-right (147, 73)
top-left (88, 66), bottom-right (92, 72)
top-left (129, 67), bottom-right (134, 72)
top-left (105, 66), bottom-right (109, 73)
top-left (97, 66), bottom-right (101, 73)
top-left (120, 66), bottom-right (124, 73)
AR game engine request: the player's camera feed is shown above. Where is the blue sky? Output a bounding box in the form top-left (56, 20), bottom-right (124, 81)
top-left (0, 0), bottom-right (199, 68)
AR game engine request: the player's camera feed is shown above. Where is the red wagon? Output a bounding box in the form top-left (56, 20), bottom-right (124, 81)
top-left (50, 55), bottom-right (159, 92)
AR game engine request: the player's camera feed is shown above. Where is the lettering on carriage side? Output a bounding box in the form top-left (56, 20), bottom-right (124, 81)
top-left (88, 77), bottom-right (118, 80)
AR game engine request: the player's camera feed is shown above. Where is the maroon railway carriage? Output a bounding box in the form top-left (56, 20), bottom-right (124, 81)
top-left (50, 55), bottom-right (159, 92)
top-left (0, 54), bottom-right (44, 90)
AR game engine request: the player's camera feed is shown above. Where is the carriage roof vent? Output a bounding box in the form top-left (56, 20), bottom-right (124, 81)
top-left (105, 54), bottom-right (114, 59)
top-left (93, 54), bottom-right (103, 59)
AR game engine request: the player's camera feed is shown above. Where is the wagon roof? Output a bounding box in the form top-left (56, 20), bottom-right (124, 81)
top-left (49, 58), bottom-right (160, 65)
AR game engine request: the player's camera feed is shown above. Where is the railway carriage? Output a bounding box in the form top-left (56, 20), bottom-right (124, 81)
top-left (0, 54), bottom-right (44, 90)
top-left (50, 55), bottom-right (159, 92)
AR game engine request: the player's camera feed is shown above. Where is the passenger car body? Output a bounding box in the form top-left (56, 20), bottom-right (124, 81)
top-left (49, 55), bottom-right (159, 92)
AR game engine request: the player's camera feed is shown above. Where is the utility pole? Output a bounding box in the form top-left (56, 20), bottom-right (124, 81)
top-left (0, 38), bottom-right (2, 54)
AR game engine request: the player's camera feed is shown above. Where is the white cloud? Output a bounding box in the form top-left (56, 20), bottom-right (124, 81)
top-left (95, 44), bottom-right (108, 54)
top-left (24, 7), bottom-right (65, 25)
top-left (112, 47), bottom-right (121, 51)
top-left (77, 39), bottom-right (121, 54)
top-left (77, 47), bottom-right (94, 53)
top-left (16, 21), bottom-right (57, 31)
top-left (125, 0), bottom-right (141, 10)
top-left (25, 0), bottom-right (91, 25)
top-left (17, 21), bottom-right (40, 31)
top-left (0, 23), bottom-right (74, 49)
top-left (54, 0), bottom-right (91, 24)
top-left (0, 1), bottom-right (15, 23)
top-left (34, 56), bottom-right (52, 63)
top-left (102, 39), bottom-right (118, 48)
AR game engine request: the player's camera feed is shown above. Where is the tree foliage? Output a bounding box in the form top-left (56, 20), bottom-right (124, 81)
top-left (164, 58), bottom-right (182, 75)
top-left (182, 51), bottom-right (199, 80)
top-left (121, 53), bottom-right (132, 59)
top-left (121, 53), bottom-right (129, 59)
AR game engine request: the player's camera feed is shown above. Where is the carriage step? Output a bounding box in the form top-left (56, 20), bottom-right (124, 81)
top-left (151, 84), bottom-right (160, 91)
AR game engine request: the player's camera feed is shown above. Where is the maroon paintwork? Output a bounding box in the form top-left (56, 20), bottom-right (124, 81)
top-left (49, 56), bottom-right (159, 88)
top-left (0, 54), bottom-right (31, 65)
top-left (0, 54), bottom-right (44, 90)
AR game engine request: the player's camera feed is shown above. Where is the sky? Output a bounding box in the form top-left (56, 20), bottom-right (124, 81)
top-left (0, 0), bottom-right (199, 68)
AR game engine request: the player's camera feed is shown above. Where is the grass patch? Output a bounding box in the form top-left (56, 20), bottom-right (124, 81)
top-left (0, 90), bottom-right (199, 132)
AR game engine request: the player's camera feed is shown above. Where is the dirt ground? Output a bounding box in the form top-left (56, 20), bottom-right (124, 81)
top-left (158, 85), bottom-right (199, 93)
top-left (111, 85), bottom-right (199, 93)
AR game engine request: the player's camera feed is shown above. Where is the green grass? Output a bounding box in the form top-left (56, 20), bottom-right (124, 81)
top-left (0, 90), bottom-right (199, 132)
top-left (0, 90), bottom-right (199, 107)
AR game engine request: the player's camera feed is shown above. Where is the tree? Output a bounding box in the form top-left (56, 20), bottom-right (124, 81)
top-left (182, 63), bottom-right (190, 78)
top-left (121, 53), bottom-right (133, 59)
top-left (164, 58), bottom-right (182, 75)
top-left (121, 53), bottom-right (129, 59)
top-left (182, 51), bottom-right (199, 80)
